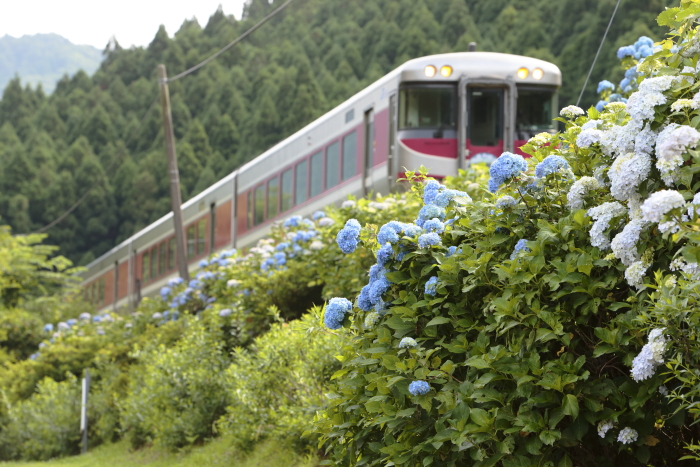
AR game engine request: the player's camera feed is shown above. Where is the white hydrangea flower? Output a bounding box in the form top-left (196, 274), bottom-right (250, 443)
top-left (670, 258), bottom-right (700, 280)
top-left (656, 125), bottom-right (700, 185)
top-left (664, 276), bottom-right (677, 288)
top-left (626, 89), bottom-right (667, 122)
top-left (341, 200), bottom-right (356, 209)
top-left (671, 98), bottom-right (699, 112)
top-left (631, 328), bottom-right (667, 381)
top-left (639, 76), bottom-right (676, 94)
top-left (369, 201), bottom-right (388, 210)
top-left (608, 152), bottom-right (651, 201)
top-left (658, 220), bottom-right (680, 234)
top-left (587, 202), bottom-right (627, 250)
top-left (581, 119), bottom-right (601, 130)
top-left (560, 105), bottom-right (584, 118)
top-left (627, 193), bottom-right (644, 220)
top-left (576, 128), bottom-right (602, 148)
top-left (226, 279), bottom-right (241, 288)
top-left (600, 121), bottom-right (640, 157)
top-left (687, 192), bottom-right (700, 218)
top-left (625, 259), bottom-right (650, 290)
top-left (693, 91), bottom-right (700, 108)
top-left (496, 195), bottom-right (518, 208)
top-left (528, 132), bottom-right (551, 146)
top-left (593, 166), bottom-right (609, 187)
top-left (618, 427), bottom-right (639, 445)
top-left (641, 190), bottom-right (685, 223)
top-left (611, 219), bottom-right (648, 266)
top-left (309, 240), bottom-right (324, 250)
top-left (598, 420), bottom-right (614, 438)
top-left (318, 217), bottom-right (335, 227)
top-left (659, 385), bottom-right (669, 396)
top-left (605, 102), bottom-right (627, 113)
top-left (634, 123), bottom-right (659, 155)
top-left (567, 176), bottom-right (600, 210)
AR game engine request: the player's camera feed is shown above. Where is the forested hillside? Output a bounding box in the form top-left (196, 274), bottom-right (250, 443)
top-left (0, 34), bottom-right (101, 94)
top-left (0, 0), bottom-right (673, 264)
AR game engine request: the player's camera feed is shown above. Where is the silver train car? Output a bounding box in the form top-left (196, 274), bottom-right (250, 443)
top-left (82, 51), bottom-right (562, 312)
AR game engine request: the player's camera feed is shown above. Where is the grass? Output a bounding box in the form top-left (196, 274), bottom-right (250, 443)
top-left (0, 438), bottom-right (320, 467)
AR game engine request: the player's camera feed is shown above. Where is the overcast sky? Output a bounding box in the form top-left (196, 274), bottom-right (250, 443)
top-left (0, 0), bottom-right (247, 49)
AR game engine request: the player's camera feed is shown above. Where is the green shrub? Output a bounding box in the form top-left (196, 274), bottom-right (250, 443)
top-left (314, 5), bottom-right (700, 465)
top-left (217, 309), bottom-right (346, 448)
top-left (119, 318), bottom-right (229, 449)
top-left (0, 375), bottom-right (81, 460)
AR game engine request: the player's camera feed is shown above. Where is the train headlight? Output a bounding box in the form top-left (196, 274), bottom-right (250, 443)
top-left (440, 65), bottom-right (453, 77)
top-left (532, 68), bottom-right (544, 80)
top-left (517, 67), bottom-right (529, 79)
top-left (424, 65), bottom-right (437, 77)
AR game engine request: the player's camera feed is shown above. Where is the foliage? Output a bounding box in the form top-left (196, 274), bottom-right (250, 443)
top-left (314, 4), bottom-right (700, 466)
top-left (0, 0), bottom-right (672, 264)
top-left (217, 310), bottom-right (346, 448)
top-left (0, 375), bottom-right (82, 461)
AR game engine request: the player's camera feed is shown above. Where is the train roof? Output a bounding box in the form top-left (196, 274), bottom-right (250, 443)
top-left (83, 51), bottom-right (561, 274)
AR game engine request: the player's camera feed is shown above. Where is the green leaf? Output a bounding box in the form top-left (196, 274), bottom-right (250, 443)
top-left (539, 429), bottom-right (561, 446)
top-left (561, 394), bottom-right (579, 419)
top-left (426, 316), bottom-right (451, 326)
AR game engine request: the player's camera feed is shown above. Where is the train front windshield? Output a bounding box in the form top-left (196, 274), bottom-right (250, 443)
top-left (399, 85), bottom-right (456, 130)
top-left (516, 87), bottom-right (557, 140)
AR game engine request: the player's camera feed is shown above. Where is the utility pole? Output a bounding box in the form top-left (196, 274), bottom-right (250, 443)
top-left (158, 64), bottom-right (190, 282)
top-left (80, 370), bottom-right (91, 454)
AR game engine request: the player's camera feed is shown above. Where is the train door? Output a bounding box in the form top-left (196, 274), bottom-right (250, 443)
top-left (363, 108), bottom-right (375, 196)
top-left (458, 78), bottom-right (516, 168)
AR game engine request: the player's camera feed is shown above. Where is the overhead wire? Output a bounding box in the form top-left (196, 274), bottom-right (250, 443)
top-left (166, 0), bottom-right (296, 82)
top-left (576, 0), bottom-right (622, 107)
top-left (32, 0), bottom-right (299, 234)
top-left (32, 94), bottom-right (160, 234)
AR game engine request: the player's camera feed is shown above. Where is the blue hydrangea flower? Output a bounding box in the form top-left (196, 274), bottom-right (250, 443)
top-left (273, 252), bottom-right (286, 266)
top-left (634, 36), bottom-right (654, 50)
top-left (369, 277), bottom-right (391, 304)
top-left (617, 45), bottom-right (635, 59)
top-left (80, 312), bottom-right (91, 321)
top-left (425, 276), bottom-right (438, 296)
top-left (399, 337), bottom-right (418, 348)
top-left (67, 319), bottom-right (77, 326)
top-left (597, 80), bottom-right (615, 94)
top-left (167, 277), bottom-right (184, 287)
top-left (625, 66), bottom-right (638, 79)
top-left (199, 259), bottom-right (209, 268)
top-left (261, 258), bottom-right (275, 272)
top-left (324, 297), bottom-right (353, 329)
top-left (313, 211), bottom-right (326, 220)
top-left (417, 204), bottom-right (446, 226)
top-left (510, 239), bottom-right (531, 260)
top-left (535, 155), bottom-right (570, 178)
top-left (376, 243), bottom-right (393, 266)
top-left (283, 215), bottom-right (302, 228)
top-left (488, 152), bottom-right (528, 192)
top-left (336, 219), bottom-right (361, 254)
top-left (160, 286), bottom-right (171, 300)
top-left (446, 246), bottom-right (460, 258)
top-left (423, 180), bottom-right (444, 204)
top-left (43, 323), bottom-right (54, 332)
top-left (496, 195), bottom-right (517, 208)
top-left (418, 232), bottom-right (442, 248)
top-left (189, 279), bottom-right (202, 289)
top-left (409, 380), bottom-right (431, 396)
top-left (58, 322), bottom-right (70, 331)
top-left (434, 189), bottom-right (471, 208)
top-left (276, 242), bottom-right (289, 251)
top-left (358, 285), bottom-right (373, 311)
top-left (378, 221), bottom-right (406, 244)
top-left (219, 308), bottom-right (232, 318)
top-left (635, 45), bottom-right (653, 59)
top-left (595, 100), bottom-right (607, 112)
top-left (423, 218), bottom-right (445, 234)
top-left (403, 224), bottom-right (423, 237)
top-left (619, 78), bottom-right (630, 90)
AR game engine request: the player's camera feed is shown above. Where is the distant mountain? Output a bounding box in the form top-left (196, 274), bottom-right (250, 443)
top-left (0, 34), bottom-right (102, 93)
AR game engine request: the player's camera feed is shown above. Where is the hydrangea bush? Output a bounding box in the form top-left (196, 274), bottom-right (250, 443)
top-left (314, 4), bottom-right (700, 465)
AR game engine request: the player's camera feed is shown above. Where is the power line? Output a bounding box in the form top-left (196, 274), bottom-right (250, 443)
top-left (32, 95), bottom-right (160, 235)
top-left (166, 0), bottom-right (297, 82)
top-left (576, 0), bottom-right (622, 107)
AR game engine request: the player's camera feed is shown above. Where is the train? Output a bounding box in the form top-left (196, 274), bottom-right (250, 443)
top-left (81, 50), bottom-right (562, 312)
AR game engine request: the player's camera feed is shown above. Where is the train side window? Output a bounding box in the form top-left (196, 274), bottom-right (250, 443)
top-left (325, 141), bottom-right (339, 189)
top-left (295, 160), bottom-right (308, 205)
top-left (142, 252), bottom-right (150, 282)
top-left (98, 278), bottom-right (105, 304)
top-left (310, 151), bottom-right (323, 198)
top-left (254, 184), bottom-right (265, 226)
top-left (187, 225), bottom-right (195, 259)
top-left (246, 191), bottom-right (253, 229)
top-left (150, 247), bottom-right (157, 279)
top-left (168, 238), bottom-right (176, 270)
top-left (197, 219), bottom-right (206, 255)
top-left (159, 242), bottom-right (166, 275)
top-left (281, 169), bottom-right (293, 212)
top-left (342, 131), bottom-right (357, 181)
top-left (267, 177), bottom-right (279, 219)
